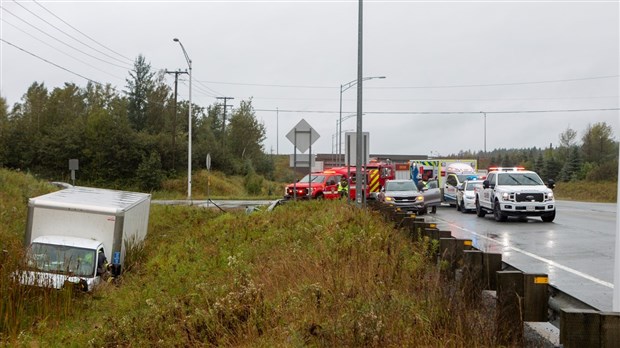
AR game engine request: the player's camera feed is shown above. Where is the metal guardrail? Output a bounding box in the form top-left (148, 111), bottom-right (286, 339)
top-left (370, 201), bottom-right (620, 347)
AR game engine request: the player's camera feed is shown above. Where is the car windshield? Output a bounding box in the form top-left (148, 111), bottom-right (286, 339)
top-left (497, 173), bottom-right (544, 186)
top-left (298, 174), bottom-right (325, 183)
top-left (465, 181), bottom-right (481, 191)
top-left (385, 181), bottom-right (417, 192)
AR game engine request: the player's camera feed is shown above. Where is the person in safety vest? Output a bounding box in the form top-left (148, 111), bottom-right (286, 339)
top-left (337, 177), bottom-right (349, 199)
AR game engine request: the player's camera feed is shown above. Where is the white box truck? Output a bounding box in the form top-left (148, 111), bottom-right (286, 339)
top-left (19, 186), bottom-right (151, 291)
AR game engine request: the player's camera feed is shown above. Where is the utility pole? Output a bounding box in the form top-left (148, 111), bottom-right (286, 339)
top-left (216, 96), bottom-right (234, 148)
top-left (165, 69), bottom-right (188, 170)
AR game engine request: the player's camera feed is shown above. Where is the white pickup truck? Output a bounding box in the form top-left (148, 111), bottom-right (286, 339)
top-left (475, 168), bottom-right (556, 222)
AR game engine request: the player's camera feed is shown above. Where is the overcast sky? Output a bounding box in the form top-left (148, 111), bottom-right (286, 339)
top-left (1, 0), bottom-right (618, 157)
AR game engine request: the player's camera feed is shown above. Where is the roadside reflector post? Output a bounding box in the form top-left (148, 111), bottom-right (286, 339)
top-left (560, 309), bottom-right (600, 348)
top-left (523, 273), bottom-right (548, 322)
top-left (462, 250), bottom-right (484, 304)
top-left (496, 270), bottom-right (525, 346)
top-left (482, 252), bottom-right (502, 291)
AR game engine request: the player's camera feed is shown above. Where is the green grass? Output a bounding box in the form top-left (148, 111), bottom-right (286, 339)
top-left (554, 180), bottom-right (617, 202)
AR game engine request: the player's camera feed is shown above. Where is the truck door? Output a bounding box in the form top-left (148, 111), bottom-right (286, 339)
top-left (323, 175), bottom-right (340, 199)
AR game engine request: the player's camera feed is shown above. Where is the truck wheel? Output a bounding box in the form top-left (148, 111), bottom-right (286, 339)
top-left (475, 197), bottom-right (486, 217)
top-left (316, 193), bottom-right (324, 200)
top-left (541, 211), bottom-right (555, 222)
top-left (493, 200), bottom-right (507, 222)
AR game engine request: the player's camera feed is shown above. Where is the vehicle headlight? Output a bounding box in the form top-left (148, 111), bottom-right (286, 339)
top-left (385, 196), bottom-right (394, 202)
top-left (547, 192), bottom-right (554, 200)
top-left (416, 196), bottom-right (424, 202)
top-left (501, 192), bottom-right (510, 200)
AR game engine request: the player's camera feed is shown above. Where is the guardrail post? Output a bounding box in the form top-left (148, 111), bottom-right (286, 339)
top-left (462, 250), bottom-right (484, 303)
top-left (496, 270), bottom-right (524, 346)
top-left (482, 252), bottom-right (502, 291)
top-left (601, 312), bottom-right (620, 347)
top-left (398, 215), bottom-right (419, 230)
top-left (560, 309), bottom-right (600, 348)
top-left (439, 237), bottom-right (457, 278)
top-left (523, 273), bottom-right (548, 322)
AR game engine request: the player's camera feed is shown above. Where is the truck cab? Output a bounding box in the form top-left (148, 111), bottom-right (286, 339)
top-left (284, 171), bottom-right (342, 200)
top-left (20, 236), bottom-right (106, 291)
top-left (475, 167), bottom-right (556, 222)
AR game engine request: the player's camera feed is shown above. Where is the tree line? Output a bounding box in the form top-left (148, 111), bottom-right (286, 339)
top-left (452, 122), bottom-right (618, 182)
top-left (0, 54), bottom-right (617, 189)
top-left (0, 55), bottom-right (273, 191)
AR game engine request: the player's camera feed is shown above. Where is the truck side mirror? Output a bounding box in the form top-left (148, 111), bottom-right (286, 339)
top-left (483, 180), bottom-right (490, 189)
top-left (547, 179), bottom-right (555, 189)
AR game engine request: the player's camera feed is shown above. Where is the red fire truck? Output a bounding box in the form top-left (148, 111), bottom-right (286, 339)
top-left (283, 160), bottom-right (395, 201)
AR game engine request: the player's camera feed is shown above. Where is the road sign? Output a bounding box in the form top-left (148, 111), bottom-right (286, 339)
top-left (345, 132), bottom-right (369, 166)
top-left (286, 119), bottom-right (320, 153)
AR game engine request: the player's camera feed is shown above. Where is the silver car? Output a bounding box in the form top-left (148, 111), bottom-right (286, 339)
top-left (456, 180), bottom-right (482, 213)
top-left (377, 179), bottom-right (425, 214)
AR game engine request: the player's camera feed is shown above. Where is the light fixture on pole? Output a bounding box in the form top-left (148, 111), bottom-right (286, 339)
top-left (339, 76), bottom-right (385, 166)
top-left (173, 38), bottom-right (193, 201)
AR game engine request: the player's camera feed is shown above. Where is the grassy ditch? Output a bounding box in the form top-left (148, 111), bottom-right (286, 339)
top-left (2, 196), bottom-right (514, 346)
top-left (553, 180), bottom-right (617, 203)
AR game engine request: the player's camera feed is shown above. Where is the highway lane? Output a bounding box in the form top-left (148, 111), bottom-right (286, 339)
top-left (425, 200), bottom-right (616, 312)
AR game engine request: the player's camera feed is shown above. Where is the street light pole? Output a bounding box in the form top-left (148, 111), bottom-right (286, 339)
top-left (173, 38), bottom-right (192, 201)
top-left (339, 76), bottom-right (385, 166)
top-left (356, 0), bottom-right (363, 206)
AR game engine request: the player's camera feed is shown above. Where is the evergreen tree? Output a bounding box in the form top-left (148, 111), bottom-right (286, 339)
top-left (558, 146), bottom-right (582, 182)
top-left (125, 55), bottom-right (155, 132)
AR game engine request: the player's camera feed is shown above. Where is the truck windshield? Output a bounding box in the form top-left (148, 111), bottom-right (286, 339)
top-left (497, 173), bottom-right (544, 186)
top-left (298, 174), bottom-right (325, 183)
top-left (27, 243), bottom-right (96, 277)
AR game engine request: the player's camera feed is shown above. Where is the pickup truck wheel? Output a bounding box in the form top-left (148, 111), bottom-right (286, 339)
top-left (315, 193), bottom-right (324, 200)
top-left (475, 197), bottom-right (486, 217)
top-left (493, 200), bottom-right (507, 222)
top-left (541, 211), bottom-right (555, 222)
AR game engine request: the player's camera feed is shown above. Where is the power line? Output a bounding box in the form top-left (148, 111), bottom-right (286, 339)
top-left (1, 5), bottom-right (132, 70)
top-left (253, 107), bottom-right (620, 116)
top-left (178, 80), bottom-right (218, 99)
top-left (195, 79), bottom-right (225, 97)
top-left (372, 75), bottom-right (620, 89)
top-left (33, 0), bottom-right (133, 63)
top-left (197, 74), bottom-right (619, 90)
top-left (1, 17), bottom-right (126, 81)
top-left (1, 38), bottom-right (103, 86)
top-left (12, 0), bottom-right (131, 66)
top-left (196, 79), bottom-right (335, 89)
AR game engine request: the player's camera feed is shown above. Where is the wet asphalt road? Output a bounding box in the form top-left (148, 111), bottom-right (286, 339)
top-left (426, 200), bottom-right (617, 312)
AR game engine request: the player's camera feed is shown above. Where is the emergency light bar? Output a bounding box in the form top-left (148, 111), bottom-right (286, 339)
top-left (488, 166), bottom-right (525, 172)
